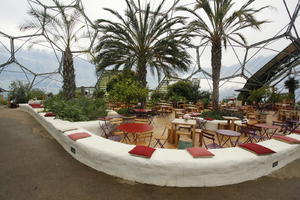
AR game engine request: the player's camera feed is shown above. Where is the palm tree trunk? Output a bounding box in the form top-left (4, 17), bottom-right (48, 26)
top-left (62, 47), bottom-right (76, 100)
top-left (211, 39), bottom-right (222, 112)
top-left (136, 58), bottom-right (147, 107)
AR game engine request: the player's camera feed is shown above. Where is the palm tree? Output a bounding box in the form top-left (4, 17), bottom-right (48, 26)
top-left (21, 0), bottom-right (86, 100)
top-left (284, 76), bottom-right (299, 103)
top-left (94, 0), bottom-right (192, 87)
top-left (178, 0), bottom-right (269, 111)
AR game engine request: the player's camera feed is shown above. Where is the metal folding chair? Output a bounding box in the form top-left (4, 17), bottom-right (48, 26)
top-left (153, 128), bottom-right (170, 148)
top-left (202, 130), bottom-right (223, 149)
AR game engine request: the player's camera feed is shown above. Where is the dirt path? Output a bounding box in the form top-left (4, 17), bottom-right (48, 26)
top-left (0, 107), bottom-right (299, 200)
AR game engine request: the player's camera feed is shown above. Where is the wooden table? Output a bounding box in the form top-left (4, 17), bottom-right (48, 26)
top-left (216, 129), bottom-right (241, 147)
top-left (222, 116), bottom-right (240, 130)
top-left (171, 118), bottom-right (197, 146)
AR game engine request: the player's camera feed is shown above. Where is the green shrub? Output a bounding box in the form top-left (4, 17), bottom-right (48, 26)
top-left (93, 89), bottom-right (106, 98)
top-left (200, 111), bottom-right (244, 120)
top-left (9, 81), bottom-right (30, 104)
top-left (44, 94), bottom-right (107, 122)
top-left (167, 80), bottom-right (210, 103)
top-left (116, 108), bottom-right (132, 115)
top-left (108, 78), bottom-right (148, 107)
top-left (28, 88), bottom-right (46, 100)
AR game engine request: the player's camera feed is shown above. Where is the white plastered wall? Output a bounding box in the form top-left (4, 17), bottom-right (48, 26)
top-left (20, 104), bottom-right (300, 187)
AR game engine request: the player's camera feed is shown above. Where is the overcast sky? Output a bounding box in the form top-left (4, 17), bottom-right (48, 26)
top-left (0, 0), bottom-right (299, 98)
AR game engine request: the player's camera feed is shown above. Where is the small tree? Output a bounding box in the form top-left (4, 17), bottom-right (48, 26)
top-left (247, 86), bottom-right (271, 105)
top-left (284, 77), bottom-right (299, 103)
top-left (9, 81), bottom-right (30, 104)
top-left (167, 80), bottom-right (210, 103)
top-left (108, 78), bottom-right (148, 107)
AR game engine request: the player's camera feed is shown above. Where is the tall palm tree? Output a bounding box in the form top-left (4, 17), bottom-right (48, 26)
top-left (284, 76), bottom-right (299, 103)
top-left (21, 0), bottom-right (86, 100)
top-left (178, 0), bottom-right (269, 111)
top-left (94, 0), bottom-right (192, 87)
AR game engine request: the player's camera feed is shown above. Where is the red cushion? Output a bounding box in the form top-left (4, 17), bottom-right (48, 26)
top-left (128, 146), bottom-right (156, 158)
top-left (44, 112), bottom-right (56, 117)
top-left (273, 135), bottom-right (300, 144)
top-left (29, 103), bottom-right (44, 108)
top-left (204, 118), bottom-right (214, 121)
top-left (239, 143), bottom-right (276, 155)
top-left (68, 132), bottom-right (91, 141)
top-left (186, 147), bottom-right (215, 158)
top-left (292, 129), bottom-right (300, 134)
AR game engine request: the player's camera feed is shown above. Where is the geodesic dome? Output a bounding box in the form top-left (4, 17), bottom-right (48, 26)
top-left (0, 0), bottom-right (299, 99)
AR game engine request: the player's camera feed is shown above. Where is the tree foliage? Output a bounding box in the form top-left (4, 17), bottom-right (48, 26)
top-left (167, 80), bottom-right (210, 103)
top-left (21, 0), bottom-right (87, 99)
top-left (108, 78), bottom-right (148, 106)
top-left (94, 0), bottom-right (192, 86)
top-left (178, 0), bottom-right (269, 111)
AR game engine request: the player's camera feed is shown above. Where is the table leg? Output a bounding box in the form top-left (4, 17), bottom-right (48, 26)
top-left (192, 125), bottom-right (196, 147)
top-left (172, 123), bottom-right (177, 145)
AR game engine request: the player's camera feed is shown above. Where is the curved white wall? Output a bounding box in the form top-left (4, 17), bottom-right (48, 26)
top-left (20, 104), bottom-right (300, 187)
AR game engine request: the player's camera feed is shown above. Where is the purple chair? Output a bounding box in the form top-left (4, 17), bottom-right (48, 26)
top-left (240, 125), bottom-right (267, 143)
top-left (99, 122), bottom-right (121, 142)
top-left (202, 130), bottom-right (223, 149)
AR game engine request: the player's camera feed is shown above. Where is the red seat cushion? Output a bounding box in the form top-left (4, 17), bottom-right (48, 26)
top-left (273, 135), bottom-right (300, 144)
top-left (186, 147), bottom-right (215, 158)
top-left (29, 103), bottom-right (44, 108)
top-left (292, 130), bottom-right (300, 134)
top-left (44, 112), bottom-right (56, 117)
top-left (239, 143), bottom-right (276, 155)
top-left (204, 118), bottom-right (214, 121)
top-left (68, 132), bottom-right (91, 141)
top-left (128, 146), bottom-right (156, 158)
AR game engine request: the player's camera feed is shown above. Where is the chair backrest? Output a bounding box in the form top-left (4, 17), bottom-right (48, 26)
top-left (110, 118), bottom-right (123, 125)
top-left (134, 118), bottom-right (149, 124)
top-left (136, 131), bottom-right (153, 146)
top-left (99, 122), bottom-right (109, 138)
top-left (202, 130), bottom-right (218, 148)
top-left (240, 125), bottom-right (260, 136)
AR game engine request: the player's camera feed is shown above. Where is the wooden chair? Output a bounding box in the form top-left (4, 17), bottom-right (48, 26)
top-left (175, 130), bottom-right (191, 145)
top-left (135, 131), bottom-right (153, 146)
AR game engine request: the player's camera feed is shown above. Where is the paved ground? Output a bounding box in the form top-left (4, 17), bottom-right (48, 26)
top-left (0, 107), bottom-right (299, 200)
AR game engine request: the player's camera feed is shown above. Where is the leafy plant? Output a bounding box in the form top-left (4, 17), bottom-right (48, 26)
top-left (167, 80), bottom-right (210, 103)
top-left (247, 86), bottom-right (271, 105)
top-left (93, 89), bottom-right (106, 99)
top-left (284, 77), bottom-right (299, 103)
top-left (44, 94), bottom-right (107, 122)
top-left (9, 81), bottom-right (30, 104)
top-left (108, 78), bottom-right (148, 107)
top-left (116, 108), bottom-right (133, 115)
top-left (28, 88), bottom-right (46, 100)
top-left (200, 111), bottom-right (243, 120)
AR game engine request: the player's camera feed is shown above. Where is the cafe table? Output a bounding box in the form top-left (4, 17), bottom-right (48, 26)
top-left (171, 118), bottom-right (197, 146)
top-left (222, 116), bottom-right (240, 130)
top-left (216, 129), bottom-right (241, 147)
top-left (254, 123), bottom-right (280, 139)
top-left (117, 123), bottom-right (153, 143)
